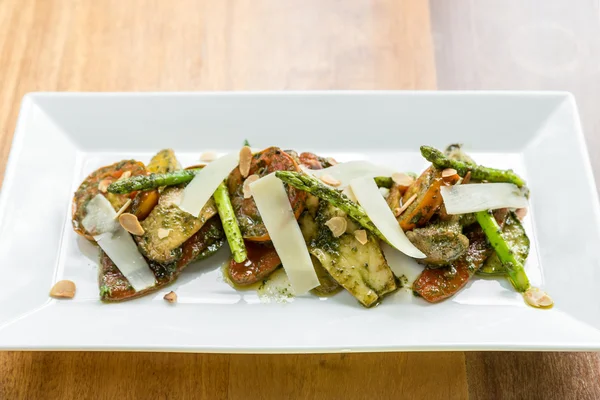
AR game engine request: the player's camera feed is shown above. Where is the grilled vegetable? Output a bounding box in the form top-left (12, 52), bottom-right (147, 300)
top-left (131, 149), bottom-right (180, 220)
top-left (302, 200), bottom-right (397, 307)
top-left (412, 209), bottom-right (509, 302)
top-left (406, 217), bottom-right (469, 267)
top-left (276, 171), bottom-right (390, 246)
top-left (176, 217), bottom-right (225, 266)
top-left (227, 147), bottom-right (306, 241)
top-left (420, 145), bottom-right (526, 187)
top-left (99, 217), bottom-right (224, 301)
top-left (476, 210), bottom-right (530, 291)
top-left (72, 160), bottom-right (146, 239)
top-left (374, 176), bottom-right (393, 188)
top-left (478, 212), bottom-right (529, 276)
top-left (228, 242), bottom-right (282, 286)
top-left (108, 169), bottom-right (199, 194)
top-left (413, 225), bottom-right (491, 303)
top-left (136, 187), bottom-right (218, 264)
top-left (398, 167), bottom-right (459, 231)
top-left (214, 182), bottom-right (247, 263)
top-left (310, 255), bottom-right (342, 296)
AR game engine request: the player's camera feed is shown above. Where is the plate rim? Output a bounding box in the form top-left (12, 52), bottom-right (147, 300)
top-left (2, 91), bottom-right (600, 353)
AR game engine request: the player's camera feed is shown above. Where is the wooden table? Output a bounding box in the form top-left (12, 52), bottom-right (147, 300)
top-left (1, 1), bottom-right (599, 399)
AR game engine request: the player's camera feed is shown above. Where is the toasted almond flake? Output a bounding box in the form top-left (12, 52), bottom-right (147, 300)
top-left (118, 170), bottom-right (132, 181)
top-left (199, 151), bottom-right (217, 162)
top-left (320, 174), bottom-right (341, 187)
top-left (118, 213), bottom-right (145, 236)
top-left (50, 280), bottom-right (76, 299)
top-left (523, 287), bottom-right (554, 308)
top-left (326, 157), bottom-right (338, 166)
top-left (164, 291), bottom-right (177, 303)
top-left (442, 168), bottom-right (458, 178)
top-left (392, 172), bottom-right (414, 187)
top-left (98, 179), bottom-right (111, 193)
top-left (354, 229), bottom-right (368, 245)
top-left (157, 228), bottom-right (171, 239)
top-left (462, 171), bottom-right (472, 185)
top-left (396, 194), bottom-right (417, 216)
top-left (325, 216), bottom-right (347, 237)
top-left (239, 146), bottom-right (252, 178)
top-left (516, 207), bottom-right (528, 221)
top-left (114, 199), bottom-right (132, 219)
top-left (243, 174), bottom-right (260, 199)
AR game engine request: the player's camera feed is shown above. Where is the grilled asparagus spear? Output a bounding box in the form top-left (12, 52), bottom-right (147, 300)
top-left (108, 169), bottom-right (200, 194)
top-left (275, 171), bottom-right (390, 245)
top-left (475, 210), bottom-right (530, 292)
top-left (421, 145), bottom-right (525, 187)
top-left (213, 182), bottom-right (247, 263)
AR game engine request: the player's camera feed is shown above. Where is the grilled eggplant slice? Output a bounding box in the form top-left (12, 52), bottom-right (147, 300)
top-left (303, 200), bottom-right (396, 307)
top-left (137, 187), bottom-right (217, 264)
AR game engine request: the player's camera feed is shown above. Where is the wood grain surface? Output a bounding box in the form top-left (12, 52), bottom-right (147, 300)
top-left (0, 0), bottom-right (599, 399)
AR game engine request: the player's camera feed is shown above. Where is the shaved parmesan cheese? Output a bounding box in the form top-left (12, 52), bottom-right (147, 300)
top-left (341, 186), bottom-right (358, 203)
top-left (381, 243), bottom-right (424, 286)
top-left (441, 183), bottom-right (528, 215)
top-left (82, 194), bottom-right (156, 292)
top-left (178, 152), bottom-right (239, 217)
top-left (308, 161), bottom-right (395, 188)
top-left (350, 177), bottom-right (425, 259)
top-left (250, 174), bottom-right (320, 294)
top-left (81, 194), bottom-right (120, 235)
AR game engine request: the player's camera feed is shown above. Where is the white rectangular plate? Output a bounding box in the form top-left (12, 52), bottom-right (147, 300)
top-left (1, 91), bottom-right (599, 352)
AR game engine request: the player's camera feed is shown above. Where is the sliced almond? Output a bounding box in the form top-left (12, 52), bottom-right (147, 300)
top-left (462, 171), bottom-right (472, 185)
top-left (320, 174), bottom-right (341, 187)
top-left (523, 287), bottom-right (553, 308)
top-left (164, 291), bottom-right (177, 303)
top-left (325, 216), bottom-right (347, 237)
top-left (243, 174), bottom-right (260, 199)
top-left (118, 170), bottom-right (132, 181)
top-left (118, 213), bottom-right (145, 235)
top-left (354, 229), bottom-right (368, 245)
top-left (50, 280), bottom-right (76, 299)
top-left (114, 198), bottom-right (132, 219)
top-left (392, 172), bottom-right (414, 187)
top-left (442, 168), bottom-right (458, 178)
top-left (396, 194), bottom-right (417, 216)
top-left (515, 207), bottom-right (528, 221)
top-left (199, 151), bottom-right (217, 162)
top-left (98, 179), bottom-right (111, 193)
top-left (157, 228), bottom-right (171, 239)
top-left (239, 146), bottom-right (252, 178)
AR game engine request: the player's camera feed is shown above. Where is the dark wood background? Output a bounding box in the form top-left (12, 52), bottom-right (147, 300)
top-left (1, 0), bottom-right (599, 398)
